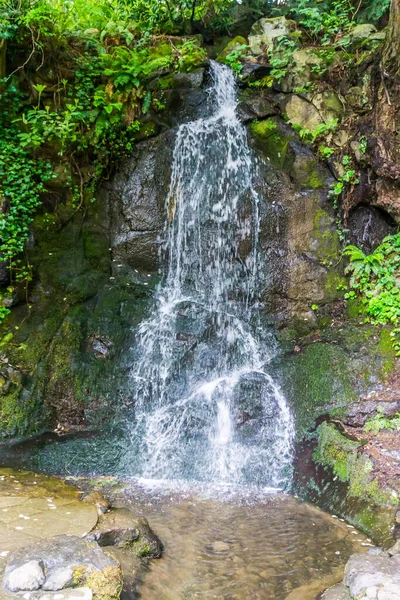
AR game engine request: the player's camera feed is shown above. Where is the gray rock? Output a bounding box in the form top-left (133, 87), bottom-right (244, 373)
top-left (344, 554), bottom-right (400, 598)
top-left (4, 559), bottom-right (45, 592)
top-left (344, 399), bottom-right (400, 427)
top-left (349, 24), bottom-right (377, 40)
top-left (249, 16), bottom-right (295, 55)
top-left (321, 583), bottom-right (351, 599)
top-left (42, 566), bottom-right (74, 591)
top-left (283, 94), bottom-right (323, 131)
top-left (3, 535), bottom-right (118, 593)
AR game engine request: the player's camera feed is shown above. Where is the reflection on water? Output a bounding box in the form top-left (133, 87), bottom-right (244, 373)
top-left (111, 484), bottom-right (369, 600)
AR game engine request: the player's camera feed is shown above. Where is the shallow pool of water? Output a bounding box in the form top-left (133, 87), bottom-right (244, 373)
top-left (107, 483), bottom-right (370, 600)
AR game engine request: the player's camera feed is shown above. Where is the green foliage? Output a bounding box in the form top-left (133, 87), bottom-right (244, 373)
top-left (330, 154), bottom-right (359, 200)
top-left (318, 145), bottom-right (335, 159)
top-left (365, 408), bottom-right (400, 434)
top-left (344, 234), bottom-right (400, 354)
top-left (0, 0), bottom-right (208, 288)
top-left (357, 0), bottom-right (391, 25)
top-left (225, 44), bottom-right (247, 74)
top-left (292, 119), bottom-right (338, 144)
top-left (270, 36), bottom-right (298, 83)
top-left (287, 0), bottom-right (355, 44)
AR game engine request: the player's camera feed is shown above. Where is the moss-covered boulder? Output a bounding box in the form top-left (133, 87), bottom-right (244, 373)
top-left (283, 94), bottom-right (323, 131)
top-left (250, 116), bottom-right (295, 169)
top-left (274, 325), bottom-right (398, 437)
top-left (248, 16), bottom-right (297, 56)
top-left (216, 36), bottom-right (247, 64)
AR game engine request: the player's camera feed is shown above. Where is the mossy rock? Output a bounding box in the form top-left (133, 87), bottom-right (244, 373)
top-left (291, 152), bottom-right (328, 190)
top-left (274, 324), bottom-right (397, 439)
top-left (216, 36), bottom-right (247, 64)
top-left (250, 117), bottom-right (295, 169)
top-left (85, 565), bottom-right (123, 600)
top-left (275, 343), bottom-right (355, 437)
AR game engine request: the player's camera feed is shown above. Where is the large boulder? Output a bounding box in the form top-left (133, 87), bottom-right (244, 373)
top-left (344, 553), bottom-right (400, 599)
top-left (2, 535), bottom-right (122, 596)
top-left (283, 94), bottom-right (323, 131)
top-left (249, 16), bottom-right (296, 56)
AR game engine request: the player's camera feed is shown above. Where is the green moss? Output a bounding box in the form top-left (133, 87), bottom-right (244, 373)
top-left (312, 207), bottom-right (342, 268)
top-left (277, 343), bottom-right (355, 437)
top-left (292, 157), bottom-right (326, 189)
top-left (216, 36), bottom-right (247, 64)
top-left (376, 328), bottom-right (397, 380)
top-left (314, 422), bottom-right (394, 506)
top-left (250, 117), bottom-right (294, 169)
top-left (346, 297), bottom-right (363, 318)
top-left (86, 565), bottom-right (123, 600)
top-left (133, 120), bottom-right (158, 142)
top-left (324, 271), bottom-right (347, 302)
top-left (132, 540), bottom-right (153, 557)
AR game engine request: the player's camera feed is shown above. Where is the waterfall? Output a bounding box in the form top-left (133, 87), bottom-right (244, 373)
top-left (125, 61), bottom-right (294, 490)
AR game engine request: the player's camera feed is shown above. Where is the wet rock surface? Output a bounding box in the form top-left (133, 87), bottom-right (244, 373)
top-left (321, 547), bottom-right (400, 600)
top-left (88, 508), bottom-right (162, 558)
top-left (2, 536), bottom-right (119, 593)
top-left (0, 469), bottom-right (162, 600)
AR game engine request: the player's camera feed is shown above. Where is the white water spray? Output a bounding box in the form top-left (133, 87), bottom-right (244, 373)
top-left (126, 62), bottom-right (294, 489)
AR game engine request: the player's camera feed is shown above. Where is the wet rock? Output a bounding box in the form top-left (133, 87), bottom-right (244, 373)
top-left (249, 17), bottom-right (296, 56)
top-left (88, 337), bottom-right (113, 359)
top-left (42, 566), bottom-right (74, 591)
top-left (3, 535), bottom-right (121, 595)
top-left (89, 508), bottom-right (162, 558)
top-left (4, 559), bottom-right (45, 592)
top-left (31, 587), bottom-right (93, 599)
top-left (237, 89), bottom-right (277, 122)
top-left (107, 134), bottom-right (172, 272)
top-left (82, 491), bottom-right (111, 515)
top-left (344, 553), bottom-right (400, 598)
top-left (348, 205), bottom-right (397, 254)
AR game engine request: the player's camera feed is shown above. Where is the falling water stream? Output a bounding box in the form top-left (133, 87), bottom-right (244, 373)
top-left (0, 62), bottom-right (370, 600)
top-left (125, 62), bottom-right (294, 489)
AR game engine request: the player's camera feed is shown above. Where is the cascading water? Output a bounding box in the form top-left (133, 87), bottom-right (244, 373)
top-left (125, 61), bottom-right (294, 489)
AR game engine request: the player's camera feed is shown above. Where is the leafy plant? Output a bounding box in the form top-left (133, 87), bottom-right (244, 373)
top-left (288, 0), bottom-right (355, 44)
top-left (225, 44), bottom-right (247, 74)
top-left (344, 234), bottom-right (400, 353)
top-left (270, 36), bottom-right (298, 83)
top-left (365, 408), bottom-right (400, 433)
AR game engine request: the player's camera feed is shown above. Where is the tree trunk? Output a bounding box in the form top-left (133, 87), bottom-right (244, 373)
top-left (0, 38), bottom-right (6, 80)
top-left (372, 0), bottom-right (400, 182)
top-left (382, 0), bottom-right (400, 78)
